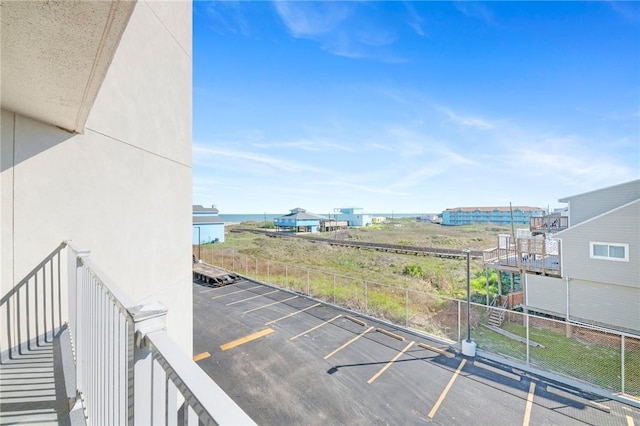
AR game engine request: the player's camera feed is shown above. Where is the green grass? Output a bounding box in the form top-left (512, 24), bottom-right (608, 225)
top-left (475, 321), bottom-right (640, 395)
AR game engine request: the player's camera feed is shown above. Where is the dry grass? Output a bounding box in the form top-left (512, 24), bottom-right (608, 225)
top-left (200, 219), bottom-right (517, 297)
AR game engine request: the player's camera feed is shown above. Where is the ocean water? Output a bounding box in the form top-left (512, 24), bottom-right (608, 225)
top-left (218, 213), bottom-right (429, 224)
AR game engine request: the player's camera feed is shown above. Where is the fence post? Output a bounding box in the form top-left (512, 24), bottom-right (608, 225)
top-left (457, 300), bottom-right (461, 342)
top-left (307, 269), bottom-right (310, 296)
top-left (364, 281), bottom-right (368, 315)
top-left (405, 289), bottom-right (409, 327)
top-left (333, 274), bottom-right (336, 304)
top-left (485, 268), bottom-right (490, 307)
top-left (131, 302), bottom-right (168, 426)
top-left (621, 335), bottom-right (625, 394)
top-left (526, 314), bottom-right (530, 366)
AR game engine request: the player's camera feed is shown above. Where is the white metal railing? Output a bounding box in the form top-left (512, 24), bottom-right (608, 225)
top-left (65, 242), bottom-right (256, 425)
top-left (0, 242), bottom-right (255, 425)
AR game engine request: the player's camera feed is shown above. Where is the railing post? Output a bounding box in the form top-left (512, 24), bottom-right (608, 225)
top-left (131, 302), bottom-right (169, 426)
top-left (73, 249), bottom-right (91, 398)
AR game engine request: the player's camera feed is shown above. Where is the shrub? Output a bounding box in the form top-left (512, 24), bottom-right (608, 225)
top-left (402, 264), bottom-right (423, 278)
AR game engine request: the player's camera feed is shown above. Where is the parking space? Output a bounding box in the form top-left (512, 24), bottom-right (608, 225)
top-left (193, 278), bottom-right (640, 425)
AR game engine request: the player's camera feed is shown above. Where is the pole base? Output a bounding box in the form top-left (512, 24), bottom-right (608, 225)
top-left (461, 340), bottom-right (476, 357)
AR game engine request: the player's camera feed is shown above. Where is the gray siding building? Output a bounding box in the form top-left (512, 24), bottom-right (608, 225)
top-left (484, 179), bottom-right (640, 334)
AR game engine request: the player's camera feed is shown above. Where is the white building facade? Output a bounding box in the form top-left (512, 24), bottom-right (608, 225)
top-left (1, 0), bottom-right (193, 354)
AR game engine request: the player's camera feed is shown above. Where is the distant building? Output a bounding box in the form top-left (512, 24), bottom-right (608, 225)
top-left (441, 206), bottom-right (545, 226)
top-left (274, 207), bottom-right (324, 233)
top-left (335, 207), bottom-right (373, 227)
top-left (193, 205), bottom-right (225, 243)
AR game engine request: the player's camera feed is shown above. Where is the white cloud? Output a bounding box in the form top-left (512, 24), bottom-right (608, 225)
top-left (272, 1), bottom-right (404, 63)
top-left (251, 139), bottom-right (354, 153)
top-left (193, 144), bottom-right (331, 175)
top-left (273, 2), bottom-right (351, 38)
top-left (404, 2), bottom-right (426, 37)
top-left (435, 105), bottom-right (496, 130)
top-left (453, 1), bottom-right (494, 24)
top-left (365, 143), bottom-right (394, 152)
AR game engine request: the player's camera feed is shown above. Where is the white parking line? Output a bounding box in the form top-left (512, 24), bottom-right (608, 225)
top-left (244, 295), bottom-right (299, 314)
top-left (226, 290), bottom-right (279, 306)
top-left (211, 285), bottom-right (262, 300)
top-left (265, 303), bottom-right (322, 325)
top-left (290, 315), bottom-right (342, 341)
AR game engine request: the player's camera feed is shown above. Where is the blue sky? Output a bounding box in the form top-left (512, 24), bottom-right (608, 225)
top-left (193, 1), bottom-right (639, 214)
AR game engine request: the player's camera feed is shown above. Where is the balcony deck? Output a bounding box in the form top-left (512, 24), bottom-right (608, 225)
top-left (530, 215), bottom-right (569, 235)
top-left (483, 247), bottom-right (561, 276)
top-left (0, 341), bottom-right (59, 425)
top-left (0, 332), bottom-right (84, 425)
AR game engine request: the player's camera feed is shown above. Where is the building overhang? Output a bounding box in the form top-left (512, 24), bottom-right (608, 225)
top-left (1, 0), bottom-right (136, 132)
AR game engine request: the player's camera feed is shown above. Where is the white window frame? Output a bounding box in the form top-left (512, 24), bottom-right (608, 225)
top-left (589, 241), bottom-right (629, 262)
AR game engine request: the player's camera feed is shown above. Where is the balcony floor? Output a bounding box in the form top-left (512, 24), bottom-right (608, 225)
top-left (0, 334), bottom-right (81, 425)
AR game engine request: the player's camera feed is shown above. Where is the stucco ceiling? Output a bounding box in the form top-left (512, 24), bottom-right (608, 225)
top-left (1, 0), bottom-right (136, 133)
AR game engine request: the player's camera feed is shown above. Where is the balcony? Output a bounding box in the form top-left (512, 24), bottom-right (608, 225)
top-left (530, 214), bottom-right (569, 235)
top-left (483, 234), bottom-right (561, 276)
top-left (0, 242), bottom-right (255, 425)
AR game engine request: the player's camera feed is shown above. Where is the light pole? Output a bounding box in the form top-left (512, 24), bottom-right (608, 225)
top-left (194, 226), bottom-right (201, 261)
top-left (461, 248), bottom-right (476, 356)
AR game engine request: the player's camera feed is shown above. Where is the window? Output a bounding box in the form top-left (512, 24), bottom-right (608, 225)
top-left (589, 242), bottom-right (629, 262)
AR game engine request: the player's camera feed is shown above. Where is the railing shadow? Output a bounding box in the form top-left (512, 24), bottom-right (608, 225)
top-left (1, 242), bottom-right (67, 362)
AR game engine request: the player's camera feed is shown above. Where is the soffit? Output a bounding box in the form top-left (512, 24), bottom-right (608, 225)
top-left (1, 0), bottom-right (135, 132)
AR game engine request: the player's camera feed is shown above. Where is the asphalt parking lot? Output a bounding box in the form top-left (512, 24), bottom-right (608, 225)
top-left (193, 278), bottom-right (640, 425)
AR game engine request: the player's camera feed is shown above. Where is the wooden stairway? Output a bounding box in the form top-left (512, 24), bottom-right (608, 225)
top-left (488, 298), bottom-right (509, 327)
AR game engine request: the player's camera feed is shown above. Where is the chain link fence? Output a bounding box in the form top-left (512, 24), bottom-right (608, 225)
top-left (197, 247), bottom-right (639, 398)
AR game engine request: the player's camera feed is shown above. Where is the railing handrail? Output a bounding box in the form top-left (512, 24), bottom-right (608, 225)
top-left (0, 242), bottom-right (67, 305)
top-left (145, 330), bottom-right (257, 426)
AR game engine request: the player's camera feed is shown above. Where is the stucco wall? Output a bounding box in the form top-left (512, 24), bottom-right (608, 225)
top-left (1, 0), bottom-right (193, 354)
